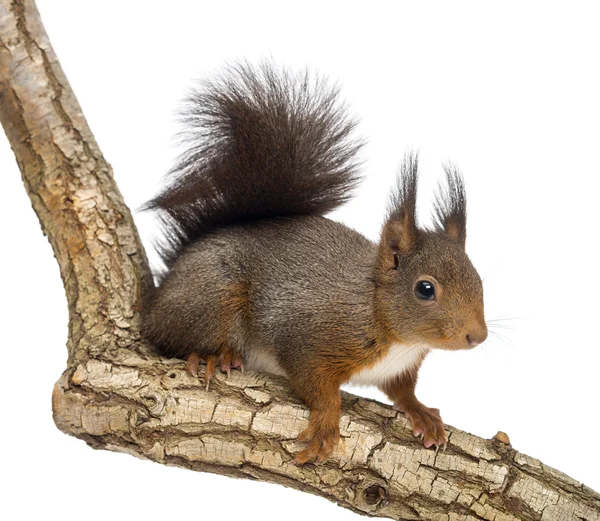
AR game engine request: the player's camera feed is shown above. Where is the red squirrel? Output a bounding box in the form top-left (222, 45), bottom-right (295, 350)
top-left (142, 62), bottom-right (488, 464)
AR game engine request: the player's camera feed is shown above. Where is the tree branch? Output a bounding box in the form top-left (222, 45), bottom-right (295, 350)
top-left (0, 0), bottom-right (153, 367)
top-left (1, 2), bottom-right (599, 520)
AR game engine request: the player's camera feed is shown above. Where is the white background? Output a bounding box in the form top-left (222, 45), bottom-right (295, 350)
top-left (1, 1), bottom-right (599, 520)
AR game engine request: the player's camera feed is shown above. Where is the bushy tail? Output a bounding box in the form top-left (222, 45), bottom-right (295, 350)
top-left (144, 61), bottom-right (363, 267)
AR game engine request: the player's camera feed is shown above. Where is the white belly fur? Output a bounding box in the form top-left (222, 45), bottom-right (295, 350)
top-left (348, 343), bottom-right (430, 387)
top-left (244, 343), bottom-right (429, 387)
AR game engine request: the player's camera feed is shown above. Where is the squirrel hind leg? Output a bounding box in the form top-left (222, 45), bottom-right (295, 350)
top-left (186, 347), bottom-right (244, 389)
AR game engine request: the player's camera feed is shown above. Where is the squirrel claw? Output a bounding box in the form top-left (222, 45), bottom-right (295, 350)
top-left (204, 355), bottom-right (218, 390)
top-left (231, 354), bottom-right (244, 373)
top-left (398, 402), bottom-right (447, 451)
top-left (219, 350), bottom-right (233, 377)
top-left (218, 349), bottom-right (244, 379)
top-left (293, 426), bottom-right (339, 465)
top-left (190, 350), bottom-right (243, 390)
top-left (293, 443), bottom-right (328, 466)
top-left (185, 352), bottom-right (201, 377)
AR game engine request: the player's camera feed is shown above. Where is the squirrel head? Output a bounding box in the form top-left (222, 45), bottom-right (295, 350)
top-left (375, 153), bottom-right (487, 351)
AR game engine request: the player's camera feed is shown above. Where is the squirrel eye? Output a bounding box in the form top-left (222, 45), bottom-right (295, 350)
top-left (415, 280), bottom-right (436, 300)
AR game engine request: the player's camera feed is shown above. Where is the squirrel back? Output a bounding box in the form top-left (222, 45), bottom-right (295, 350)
top-left (144, 61), bottom-right (363, 268)
top-left (142, 62), bottom-right (489, 464)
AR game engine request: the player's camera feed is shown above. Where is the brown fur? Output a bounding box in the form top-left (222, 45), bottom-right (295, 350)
top-left (142, 63), bottom-right (487, 464)
top-left (379, 351), bottom-right (447, 448)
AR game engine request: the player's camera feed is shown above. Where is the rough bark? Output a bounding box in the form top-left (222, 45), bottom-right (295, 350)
top-left (1, 2), bottom-right (598, 520)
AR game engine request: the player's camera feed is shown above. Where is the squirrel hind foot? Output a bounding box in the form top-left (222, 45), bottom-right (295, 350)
top-left (185, 349), bottom-right (244, 389)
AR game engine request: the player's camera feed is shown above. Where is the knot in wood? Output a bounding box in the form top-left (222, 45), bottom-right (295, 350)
top-left (363, 484), bottom-right (386, 507)
top-left (139, 390), bottom-right (165, 416)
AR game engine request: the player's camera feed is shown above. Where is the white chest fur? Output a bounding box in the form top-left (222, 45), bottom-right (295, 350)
top-left (348, 343), bottom-right (430, 387)
top-left (243, 343), bottom-right (429, 387)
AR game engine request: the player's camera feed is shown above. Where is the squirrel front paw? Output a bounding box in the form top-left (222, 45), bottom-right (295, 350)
top-left (293, 424), bottom-right (340, 465)
top-left (395, 402), bottom-right (447, 449)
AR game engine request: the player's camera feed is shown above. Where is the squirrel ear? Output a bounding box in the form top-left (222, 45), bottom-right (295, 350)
top-left (434, 163), bottom-right (467, 248)
top-left (382, 152), bottom-right (419, 260)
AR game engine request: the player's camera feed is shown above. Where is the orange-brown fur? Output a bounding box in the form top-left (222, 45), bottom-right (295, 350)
top-left (143, 64), bottom-right (487, 465)
top-left (379, 351), bottom-right (447, 448)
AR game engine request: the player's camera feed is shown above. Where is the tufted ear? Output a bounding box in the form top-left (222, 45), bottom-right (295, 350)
top-left (382, 152), bottom-right (419, 265)
top-left (433, 163), bottom-right (467, 248)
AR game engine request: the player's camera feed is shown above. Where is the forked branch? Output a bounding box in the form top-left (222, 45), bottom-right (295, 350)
top-left (1, 2), bottom-right (598, 520)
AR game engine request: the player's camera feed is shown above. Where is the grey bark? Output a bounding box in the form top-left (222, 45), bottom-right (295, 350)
top-left (1, 1), bottom-right (599, 520)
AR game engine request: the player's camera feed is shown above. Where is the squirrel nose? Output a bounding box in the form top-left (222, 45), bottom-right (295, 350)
top-left (466, 325), bottom-right (488, 347)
